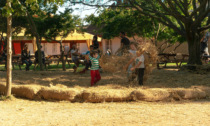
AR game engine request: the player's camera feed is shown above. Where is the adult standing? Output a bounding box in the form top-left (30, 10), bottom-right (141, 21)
top-left (70, 44), bottom-right (80, 73)
top-left (21, 45), bottom-right (32, 71)
top-left (116, 32), bottom-right (130, 56)
top-left (201, 31), bottom-right (210, 56)
top-left (92, 35), bottom-right (99, 50)
top-left (120, 32), bottom-right (130, 50)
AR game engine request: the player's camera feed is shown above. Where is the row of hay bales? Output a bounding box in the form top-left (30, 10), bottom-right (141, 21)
top-left (0, 83), bottom-right (210, 102)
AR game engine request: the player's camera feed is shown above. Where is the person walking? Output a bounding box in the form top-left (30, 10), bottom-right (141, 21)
top-left (89, 51), bottom-right (101, 86)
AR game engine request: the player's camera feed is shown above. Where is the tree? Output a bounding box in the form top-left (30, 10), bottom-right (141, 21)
top-left (35, 9), bottom-right (82, 71)
top-left (5, 0), bottom-right (12, 97)
top-left (19, 0), bottom-right (82, 71)
top-left (126, 0), bottom-right (210, 65)
top-left (86, 8), bottom-right (185, 48)
top-left (70, 0), bottom-right (210, 65)
top-left (1, 0), bottom-right (65, 97)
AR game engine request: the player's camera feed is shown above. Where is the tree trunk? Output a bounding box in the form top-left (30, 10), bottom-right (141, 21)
top-left (59, 42), bottom-right (66, 71)
top-left (187, 32), bottom-right (202, 65)
top-left (6, 0), bottom-right (12, 97)
top-left (26, 11), bottom-right (44, 71)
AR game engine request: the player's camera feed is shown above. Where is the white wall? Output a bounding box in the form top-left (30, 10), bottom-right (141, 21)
top-left (102, 36), bottom-right (142, 55)
top-left (41, 43), bottom-right (60, 56)
top-left (79, 43), bottom-right (89, 54)
top-left (25, 43), bottom-right (34, 54)
top-left (37, 42), bottom-right (89, 56)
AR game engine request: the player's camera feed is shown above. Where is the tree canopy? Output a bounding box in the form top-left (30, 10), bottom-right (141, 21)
top-left (86, 8), bottom-right (185, 44)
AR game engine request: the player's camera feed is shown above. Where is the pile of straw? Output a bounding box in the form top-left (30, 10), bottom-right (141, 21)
top-left (12, 85), bottom-right (40, 99)
top-left (38, 87), bottom-right (80, 102)
top-left (0, 84), bottom-right (210, 102)
top-left (81, 89), bottom-right (132, 103)
top-left (131, 88), bottom-right (171, 102)
top-left (172, 88), bottom-right (207, 99)
top-left (100, 55), bottom-right (129, 73)
top-left (100, 40), bottom-right (158, 83)
top-left (0, 83), bottom-right (6, 95)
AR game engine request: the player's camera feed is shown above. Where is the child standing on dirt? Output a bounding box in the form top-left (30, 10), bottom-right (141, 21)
top-left (130, 49), bottom-right (145, 85)
top-left (89, 51), bottom-right (101, 86)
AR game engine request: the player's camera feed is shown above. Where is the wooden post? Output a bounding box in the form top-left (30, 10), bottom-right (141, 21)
top-left (32, 37), bottom-right (37, 53)
top-left (6, 0), bottom-right (12, 96)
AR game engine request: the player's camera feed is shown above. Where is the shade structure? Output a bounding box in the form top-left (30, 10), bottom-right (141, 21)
top-left (2, 29), bottom-right (102, 54)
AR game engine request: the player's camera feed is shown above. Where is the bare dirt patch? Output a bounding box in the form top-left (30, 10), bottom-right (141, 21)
top-left (0, 69), bottom-right (210, 102)
top-left (0, 98), bottom-right (210, 126)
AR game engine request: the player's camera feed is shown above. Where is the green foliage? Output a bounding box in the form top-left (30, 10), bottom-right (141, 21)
top-left (0, 1), bottom-right (28, 37)
top-left (86, 8), bottom-right (185, 43)
top-left (24, 7), bottom-right (82, 41)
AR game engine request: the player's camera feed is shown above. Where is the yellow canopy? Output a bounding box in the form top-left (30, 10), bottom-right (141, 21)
top-left (3, 29), bottom-right (101, 41)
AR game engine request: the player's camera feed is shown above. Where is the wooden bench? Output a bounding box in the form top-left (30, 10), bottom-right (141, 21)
top-left (51, 57), bottom-right (84, 68)
top-left (157, 53), bottom-right (189, 69)
top-left (157, 53), bottom-right (177, 69)
top-left (0, 55), bottom-right (21, 70)
top-left (0, 57), bottom-right (6, 69)
top-left (33, 59), bottom-right (51, 71)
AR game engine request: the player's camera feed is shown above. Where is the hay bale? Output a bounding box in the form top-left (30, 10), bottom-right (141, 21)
top-left (0, 83), bottom-right (6, 95)
top-left (100, 55), bottom-right (129, 73)
top-left (197, 87), bottom-right (210, 97)
top-left (172, 88), bottom-right (207, 99)
top-left (100, 40), bottom-right (158, 84)
top-left (38, 87), bottom-right (79, 102)
top-left (12, 85), bottom-right (40, 99)
top-left (131, 88), bottom-right (171, 102)
top-left (82, 89), bottom-right (133, 103)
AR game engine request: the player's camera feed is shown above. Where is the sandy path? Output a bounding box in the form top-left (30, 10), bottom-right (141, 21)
top-left (0, 99), bottom-right (210, 126)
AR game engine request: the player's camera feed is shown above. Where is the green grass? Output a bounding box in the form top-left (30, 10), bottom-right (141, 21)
top-left (159, 62), bottom-right (187, 66)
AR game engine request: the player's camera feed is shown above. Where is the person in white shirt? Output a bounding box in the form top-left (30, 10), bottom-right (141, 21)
top-left (126, 48), bottom-right (145, 85)
top-left (131, 50), bottom-right (145, 85)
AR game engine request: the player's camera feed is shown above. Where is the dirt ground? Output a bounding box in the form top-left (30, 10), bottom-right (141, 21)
top-left (0, 68), bottom-right (210, 125)
top-left (0, 68), bottom-right (210, 88)
top-left (0, 98), bottom-right (210, 126)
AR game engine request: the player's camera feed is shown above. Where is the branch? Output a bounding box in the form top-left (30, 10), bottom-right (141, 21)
top-left (192, 0), bottom-right (198, 19)
top-left (128, 0), bottom-right (185, 36)
top-left (198, 24), bottom-right (210, 32)
top-left (174, 43), bottom-right (182, 51)
top-left (68, 0), bottom-right (133, 8)
top-left (174, 0), bottom-right (188, 16)
top-left (193, 7), bottom-right (210, 27)
top-left (190, 0), bottom-right (207, 18)
top-left (165, 0), bottom-right (186, 22)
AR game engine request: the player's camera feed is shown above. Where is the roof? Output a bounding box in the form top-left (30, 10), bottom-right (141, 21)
top-left (3, 29), bottom-right (101, 41)
top-left (85, 25), bottom-right (102, 36)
